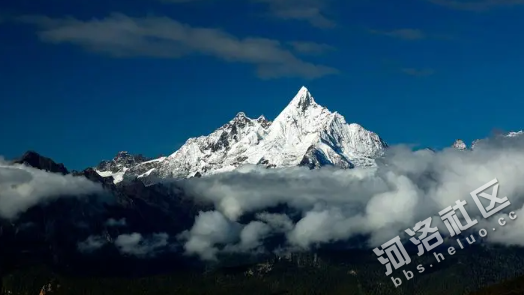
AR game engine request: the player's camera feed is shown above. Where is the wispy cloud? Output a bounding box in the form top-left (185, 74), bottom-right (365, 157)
top-left (427, 0), bottom-right (524, 11)
top-left (77, 232), bottom-right (170, 257)
top-left (253, 0), bottom-right (335, 28)
top-left (401, 67), bottom-right (435, 77)
top-left (78, 235), bottom-right (107, 253)
top-left (287, 41), bottom-right (335, 55)
top-left (115, 232), bottom-right (169, 257)
top-left (16, 13), bottom-right (338, 80)
top-left (155, 0), bottom-right (335, 28)
top-left (380, 60), bottom-right (436, 78)
top-left (370, 28), bottom-right (426, 40)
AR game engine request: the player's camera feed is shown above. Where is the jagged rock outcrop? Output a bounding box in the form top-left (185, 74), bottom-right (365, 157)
top-left (13, 151), bottom-right (68, 175)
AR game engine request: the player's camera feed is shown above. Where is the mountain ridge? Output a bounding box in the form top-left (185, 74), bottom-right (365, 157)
top-left (95, 86), bottom-right (388, 183)
top-left (92, 86), bottom-right (524, 184)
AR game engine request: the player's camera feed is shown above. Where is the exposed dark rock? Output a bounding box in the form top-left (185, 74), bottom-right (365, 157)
top-left (73, 168), bottom-right (115, 187)
top-left (13, 151), bottom-right (68, 175)
top-left (96, 151), bottom-right (150, 173)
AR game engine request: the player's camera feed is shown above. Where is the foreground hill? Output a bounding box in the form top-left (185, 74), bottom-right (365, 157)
top-left (470, 272), bottom-right (524, 295)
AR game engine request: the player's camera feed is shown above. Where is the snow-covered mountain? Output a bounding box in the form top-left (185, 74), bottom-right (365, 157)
top-left (452, 139), bottom-right (467, 150)
top-left (96, 87), bottom-right (388, 182)
top-left (243, 86), bottom-right (386, 169)
top-left (95, 151), bottom-right (166, 184)
top-left (157, 111), bottom-right (272, 178)
top-left (451, 131), bottom-right (524, 151)
top-left (96, 151), bottom-right (150, 173)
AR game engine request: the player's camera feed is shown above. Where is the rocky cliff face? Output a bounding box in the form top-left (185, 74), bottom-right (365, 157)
top-left (13, 151), bottom-right (68, 175)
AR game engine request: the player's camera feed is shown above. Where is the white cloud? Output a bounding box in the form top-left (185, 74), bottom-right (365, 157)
top-left (256, 212), bottom-right (294, 233)
top-left (0, 162), bottom-right (105, 219)
top-left (8, 133), bottom-right (524, 261)
top-left (180, 211), bottom-right (241, 261)
top-left (224, 221), bottom-right (272, 253)
top-left (78, 232), bottom-right (170, 257)
top-left (177, 136), bottom-right (524, 259)
top-left (115, 232), bottom-right (169, 257)
top-left (17, 13), bottom-right (338, 80)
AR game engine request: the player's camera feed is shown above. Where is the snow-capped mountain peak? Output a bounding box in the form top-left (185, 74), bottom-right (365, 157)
top-left (157, 111), bottom-right (272, 178)
top-left (98, 86), bottom-right (388, 180)
top-left (256, 115), bottom-right (271, 128)
top-left (95, 151), bottom-right (154, 184)
top-left (288, 86), bottom-right (317, 112)
top-left (452, 139), bottom-right (467, 150)
top-left (245, 87), bottom-right (387, 169)
top-left (507, 131), bottom-right (524, 137)
top-left (231, 112), bottom-right (249, 122)
top-left (96, 151), bottom-right (150, 173)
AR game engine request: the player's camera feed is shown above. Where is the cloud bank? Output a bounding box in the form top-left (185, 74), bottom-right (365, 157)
top-left (177, 135), bottom-right (524, 260)
top-left (6, 134), bottom-right (524, 261)
top-left (0, 161), bottom-right (105, 219)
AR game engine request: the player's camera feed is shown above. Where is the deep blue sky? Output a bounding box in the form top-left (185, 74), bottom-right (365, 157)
top-left (2, 0), bottom-right (524, 170)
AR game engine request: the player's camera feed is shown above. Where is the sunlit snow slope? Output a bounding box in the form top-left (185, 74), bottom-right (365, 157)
top-left (96, 87), bottom-right (388, 181)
